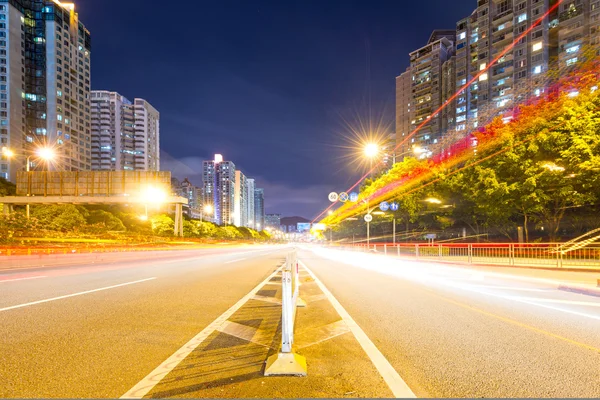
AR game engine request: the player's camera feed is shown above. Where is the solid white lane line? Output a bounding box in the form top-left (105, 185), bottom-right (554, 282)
top-left (299, 260), bottom-right (416, 399)
top-left (225, 258), bottom-right (247, 264)
top-left (121, 266), bottom-right (283, 399)
top-left (0, 275), bottom-right (47, 283)
top-left (0, 278), bottom-right (156, 313)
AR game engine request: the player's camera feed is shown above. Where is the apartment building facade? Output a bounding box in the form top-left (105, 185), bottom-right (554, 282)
top-left (397, 0), bottom-right (600, 159)
top-left (0, 0), bottom-right (91, 181)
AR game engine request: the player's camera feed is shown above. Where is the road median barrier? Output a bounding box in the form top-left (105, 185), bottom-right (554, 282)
top-left (264, 248), bottom-right (307, 376)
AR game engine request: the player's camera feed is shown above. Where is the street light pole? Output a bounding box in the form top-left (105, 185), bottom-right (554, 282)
top-left (26, 155), bottom-right (31, 219)
top-left (393, 218), bottom-right (396, 244)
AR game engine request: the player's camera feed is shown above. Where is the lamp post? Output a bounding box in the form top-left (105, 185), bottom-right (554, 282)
top-left (2, 146), bottom-right (55, 219)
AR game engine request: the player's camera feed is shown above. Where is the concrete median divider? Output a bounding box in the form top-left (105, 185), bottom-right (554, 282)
top-left (264, 248), bottom-right (307, 376)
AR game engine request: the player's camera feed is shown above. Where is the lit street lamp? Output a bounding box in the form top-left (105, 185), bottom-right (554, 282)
top-left (2, 146), bottom-right (56, 218)
top-left (201, 204), bottom-right (213, 222)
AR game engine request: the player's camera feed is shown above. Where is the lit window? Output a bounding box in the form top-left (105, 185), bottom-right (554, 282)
top-left (57, 114), bottom-right (62, 121)
top-left (533, 65), bottom-right (542, 74)
top-left (566, 57), bottom-right (578, 66)
top-left (566, 45), bottom-right (580, 54)
top-left (518, 13), bottom-right (527, 23)
top-left (532, 42), bottom-right (543, 52)
top-left (479, 73), bottom-right (488, 81)
top-left (458, 31), bottom-right (466, 40)
top-left (480, 63), bottom-right (487, 71)
top-left (57, 90), bottom-right (62, 97)
top-left (535, 89), bottom-right (541, 97)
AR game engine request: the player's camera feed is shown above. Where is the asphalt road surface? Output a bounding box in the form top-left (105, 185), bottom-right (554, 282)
top-left (1, 244), bottom-right (599, 398)
top-left (300, 246), bottom-right (600, 398)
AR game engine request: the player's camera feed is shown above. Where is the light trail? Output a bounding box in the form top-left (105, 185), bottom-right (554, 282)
top-left (313, 0), bottom-right (566, 224)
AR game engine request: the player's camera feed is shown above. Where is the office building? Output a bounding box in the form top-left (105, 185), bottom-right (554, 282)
top-left (233, 170), bottom-right (248, 227)
top-left (0, 0), bottom-right (91, 182)
top-left (254, 188), bottom-right (265, 230)
top-left (265, 213), bottom-right (281, 230)
top-left (246, 178), bottom-right (255, 228)
top-left (90, 91), bottom-right (160, 171)
top-left (202, 154), bottom-right (235, 225)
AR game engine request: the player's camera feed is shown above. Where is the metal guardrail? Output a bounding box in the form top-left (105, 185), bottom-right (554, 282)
top-left (345, 243), bottom-right (600, 270)
top-left (264, 248), bottom-right (307, 376)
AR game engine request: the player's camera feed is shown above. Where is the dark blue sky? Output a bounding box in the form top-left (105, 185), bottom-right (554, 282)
top-left (77, 0), bottom-right (475, 218)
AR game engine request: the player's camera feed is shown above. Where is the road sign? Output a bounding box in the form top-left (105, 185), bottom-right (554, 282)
top-left (328, 192), bottom-right (338, 202)
top-left (379, 201), bottom-right (389, 212)
top-left (425, 234), bottom-right (437, 239)
top-left (339, 192), bottom-right (349, 202)
top-left (390, 202), bottom-right (399, 212)
top-left (364, 214), bottom-right (373, 222)
top-left (349, 192), bottom-right (358, 202)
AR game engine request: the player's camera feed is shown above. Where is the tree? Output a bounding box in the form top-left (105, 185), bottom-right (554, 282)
top-left (0, 178), bottom-right (16, 196)
top-left (87, 210), bottom-right (126, 231)
top-left (30, 204), bottom-right (87, 232)
top-left (150, 215), bottom-right (174, 236)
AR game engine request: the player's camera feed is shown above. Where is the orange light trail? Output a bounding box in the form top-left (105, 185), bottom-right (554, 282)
top-left (313, 0), bottom-right (565, 224)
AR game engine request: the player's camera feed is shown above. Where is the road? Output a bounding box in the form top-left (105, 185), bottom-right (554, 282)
top-left (0, 245), bottom-right (285, 397)
top-left (1, 244), bottom-right (599, 398)
top-left (301, 246), bottom-right (600, 398)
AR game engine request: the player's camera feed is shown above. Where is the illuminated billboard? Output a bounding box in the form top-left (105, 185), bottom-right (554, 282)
top-left (297, 223), bottom-right (311, 233)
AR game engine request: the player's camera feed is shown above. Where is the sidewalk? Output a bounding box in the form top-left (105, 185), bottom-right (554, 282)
top-left (136, 262), bottom-right (395, 398)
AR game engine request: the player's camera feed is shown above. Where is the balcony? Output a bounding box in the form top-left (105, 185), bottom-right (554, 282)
top-left (559, 6), bottom-right (583, 22)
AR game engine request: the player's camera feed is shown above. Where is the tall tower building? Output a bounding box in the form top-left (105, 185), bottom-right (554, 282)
top-left (246, 178), bottom-right (255, 229)
top-left (409, 30), bottom-right (456, 157)
top-left (133, 99), bottom-right (160, 171)
top-left (202, 154), bottom-right (235, 225)
top-left (90, 91), bottom-right (159, 171)
top-left (254, 187), bottom-right (265, 231)
top-left (233, 170), bottom-right (248, 227)
top-left (395, 67), bottom-right (412, 159)
top-left (0, 0), bottom-right (91, 181)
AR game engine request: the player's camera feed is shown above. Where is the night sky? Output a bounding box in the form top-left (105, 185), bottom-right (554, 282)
top-left (77, 0), bottom-right (475, 219)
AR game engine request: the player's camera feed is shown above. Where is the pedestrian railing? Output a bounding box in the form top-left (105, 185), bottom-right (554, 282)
top-left (345, 243), bottom-right (600, 270)
top-left (264, 248), bottom-right (307, 376)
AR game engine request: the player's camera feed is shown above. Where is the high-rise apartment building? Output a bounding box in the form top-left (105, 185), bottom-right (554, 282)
top-left (397, 0), bottom-right (600, 159)
top-left (202, 154), bottom-right (235, 225)
top-left (233, 170), bottom-right (248, 227)
top-left (408, 30), bottom-right (456, 156)
top-left (90, 91), bottom-right (159, 171)
top-left (0, 0), bottom-right (91, 181)
top-left (254, 188), bottom-right (265, 231)
top-left (395, 67), bottom-right (412, 156)
top-left (133, 99), bottom-right (160, 171)
top-left (246, 178), bottom-right (255, 228)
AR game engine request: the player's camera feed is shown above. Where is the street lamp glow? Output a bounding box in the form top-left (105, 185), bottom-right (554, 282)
top-left (144, 186), bottom-right (167, 203)
top-left (1, 147), bottom-right (14, 158)
top-left (139, 215), bottom-right (148, 221)
top-left (256, 223), bottom-right (261, 230)
top-left (372, 211), bottom-right (385, 215)
top-left (328, 210), bottom-right (333, 215)
top-left (364, 143), bottom-right (379, 158)
top-left (413, 146), bottom-right (426, 155)
top-left (203, 204), bottom-right (214, 214)
top-left (425, 197), bottom-right (442, 204)
top-left (541, 162), bottom-right (565, 172)
top-left (36, 147), bottom-right (55, 161)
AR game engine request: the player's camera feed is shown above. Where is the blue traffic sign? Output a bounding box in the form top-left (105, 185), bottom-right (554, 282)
top-left (379, 201), bottom-right (389, 212)
top-left (349, 192), bottom-right (359, 202)
top-left (339, 192), bottom-right (349, 202)
top-left (390, 202), bottom-right (399, 212)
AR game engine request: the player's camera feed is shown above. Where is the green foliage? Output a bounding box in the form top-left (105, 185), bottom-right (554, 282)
top-left (30, 204), bottom-right (87, 232)
top-left (87, 210), bottom-right (126, 231)
top-left (150, 214), bottom-right (174, 236)
top-left (217, 226), bottom-right (243, 240)
top-left (0, 177), bottom-right (16, 196)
